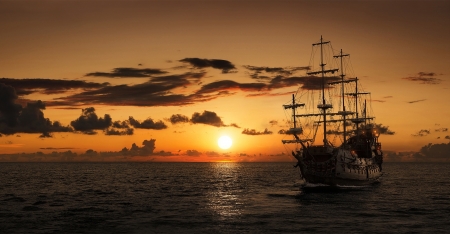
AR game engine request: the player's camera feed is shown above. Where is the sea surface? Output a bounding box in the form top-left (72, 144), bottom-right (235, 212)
top-left (1, 162), bottom-right (449, 233)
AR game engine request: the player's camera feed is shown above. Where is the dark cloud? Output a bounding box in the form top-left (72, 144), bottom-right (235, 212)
top-left (228, 123), bottom-right (240, 128)
top-left (40, 147), bottom-right (77, 150)
top-left (246, 91), bottom-right (296, 97)
top-left (120, 139), bottom-right (156, 156)
top-left (278, 129), bottom-right (289, 135)
top-left (269, 120), bottom-right (278, 126)
top-left (363, 123), bottom-right (395, 135)
top-left (0, 138), bottom-right (174, 161)
top-left (412, 129), bottom-right (430, 137)
top-left (0, 78), bottom-right (107, 96)
top-left (435, 128), bottom-right (448, 132)
top-left (128, 116), bottom-right (167, 130)
top-left (196, 80), bottom-right (266, 94)
top-left (179, 58), bottom-right (236, 73)
top-left (39, 132), bottom-right (52, 138)
top-left (50, 72), bottom-right (209, 107)
top-left (413, 143), bottom-right (450, 162)
top-left (445, 136), bottom-right (450, 140)
top-left (153, 150), bottom-right (176, 156)
top-left (104, 128), bottom-right (134, 136)
top-left (186, 150), bottom-right (202, 156)
top-left (0, 83), bottom-right (22, 127)
top-left (85, 67), bottom-right (167, 78)
top-left (0, 94), bottom-right (72, 135)
top-left (70, 107), bottom-right (112, 133)
top-left (242, 128), bottom-right (273, 135)
top-left (205, 151), bottom-right (220, 157)
top-left (190, 111), bottom-right (225, 127)
top-left (112, 120), bottom-right (130, 129)
top-left (168, 114), bottom-right (189, 124)
top-left (402, 72), bottom-right (442, 84)
top-left (270, 75), bottom-right (340, 90)
top-left (243, 65), bottom-right (310, 79)
top-left (407, 99), bottom-right (426, 104)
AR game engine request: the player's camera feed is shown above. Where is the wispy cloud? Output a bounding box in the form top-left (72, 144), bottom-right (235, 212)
top-left (242, 128), bottom-right (273, 135)
top-left (0, 78), bottom-right (107, 96)
top-left (402, 72), bottom-right (442, 84)
top-left (85, 67), bottom-right (167, 78)
top-left (435, 128), bottom-right (448, 132)
top-left (243, 65), bottom-right (310, 80)
top-left (179, 58), bottom-right (237, 74)
top-left (407, 99), bottom-right (426, 104)
top-left (412, 129), bottom-right (430, 137)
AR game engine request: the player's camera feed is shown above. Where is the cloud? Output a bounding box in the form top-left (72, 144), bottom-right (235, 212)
top-left (407, 99), bottom-right (426, 104)
top-left (40, 147), bottom-right (77, 150)
top-left (120, 139), bottom-right (157, 156)
top-left (196, 80), bottom-right (266, 94)
top-left (0, 89), bottom-right (73, 135)
top-left (190, 110), bottom-right (225, 127)
top-left (179, 58), bottom-right (236, 73)
top-left (402, 72), bottom-right (442, 84)
top-left (168, 114), bottom-right (189, 124)
top-left (412, 129), bottom-right (430, 137)
top-left (269, 75), bottom-right (340, 90)
top-left (0, 78), bottom-right (107, 96)
top-left (49, 72), bottom-right (209, 107)
top-left (104, 128), bottom-right (134, 136)
top-left (363, 123), bottom-right (395, 135)
top-left (228, 123), bottom-right (240, 128)
top-left (242, 128), bottom-right (273, 135)
top-left (435, 128), bottom-right (448, 132)
top-left (39, 132), bottom-right (52, 138)
top-left (413, 143), bottom-right (450, 162)
top-left (186, 150), bottom-right (202, 156)
top-left (128, 116), bottom-right (167, 130)
top-left (445, 136), bottom-right (450, 140)
top-left (0, 83), bottom-right (22, 127)
top-left (112, 120), bottom-right (131, 129)
top-left (85, 67), bottom-right (167, 78)
top-left (70, 107), bottom-right (112, 133)
top-left (205, 151), bottom-right (220, 157)
top-left (278, 129), bottom-right (290, 135)
top-left (0, 136), bottom-right (178, 161)
top-left (243, 65), bottom-right (310, 80)
top-left (269, 120), bottom-right (278, 126)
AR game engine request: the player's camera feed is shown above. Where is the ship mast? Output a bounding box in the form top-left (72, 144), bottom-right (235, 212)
top-left (355, 77), bottom-right (359, 132)
top-left (334, 49), bottom-right (349, 143)
top-left (311, 36), bottom-right (332, 145)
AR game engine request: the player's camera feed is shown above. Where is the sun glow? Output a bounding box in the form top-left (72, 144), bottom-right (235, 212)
top-left (218, 136), bottom-right (232, 149)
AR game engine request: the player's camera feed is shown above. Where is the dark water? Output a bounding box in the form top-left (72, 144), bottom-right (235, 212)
top-left (1, 162), bottom-right (449, 233)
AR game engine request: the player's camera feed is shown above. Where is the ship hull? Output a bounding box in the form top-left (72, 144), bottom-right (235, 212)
top-left (295, 147), bottom-right (383, 186)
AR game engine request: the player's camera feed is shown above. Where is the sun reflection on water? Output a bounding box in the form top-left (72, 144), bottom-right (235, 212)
top-left (207, 162), bottom-right (244, 219)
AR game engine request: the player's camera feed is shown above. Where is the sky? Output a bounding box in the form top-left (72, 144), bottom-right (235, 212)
top-left (0, 0), bottom-right (449, 162)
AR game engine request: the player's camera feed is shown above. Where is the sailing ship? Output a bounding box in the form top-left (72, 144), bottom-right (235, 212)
top-left (282, 36), bottom-right (383, 186)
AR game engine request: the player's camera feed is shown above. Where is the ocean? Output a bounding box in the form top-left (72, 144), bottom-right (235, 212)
top-left (1, 162), bottom-right (449, 233)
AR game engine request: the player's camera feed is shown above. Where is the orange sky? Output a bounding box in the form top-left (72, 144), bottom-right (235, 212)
top-left (0, 0), bottom-right (449, 162)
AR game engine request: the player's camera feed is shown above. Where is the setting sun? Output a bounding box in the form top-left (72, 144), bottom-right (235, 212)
top-left (218, 136), bottom-right (232, 150)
